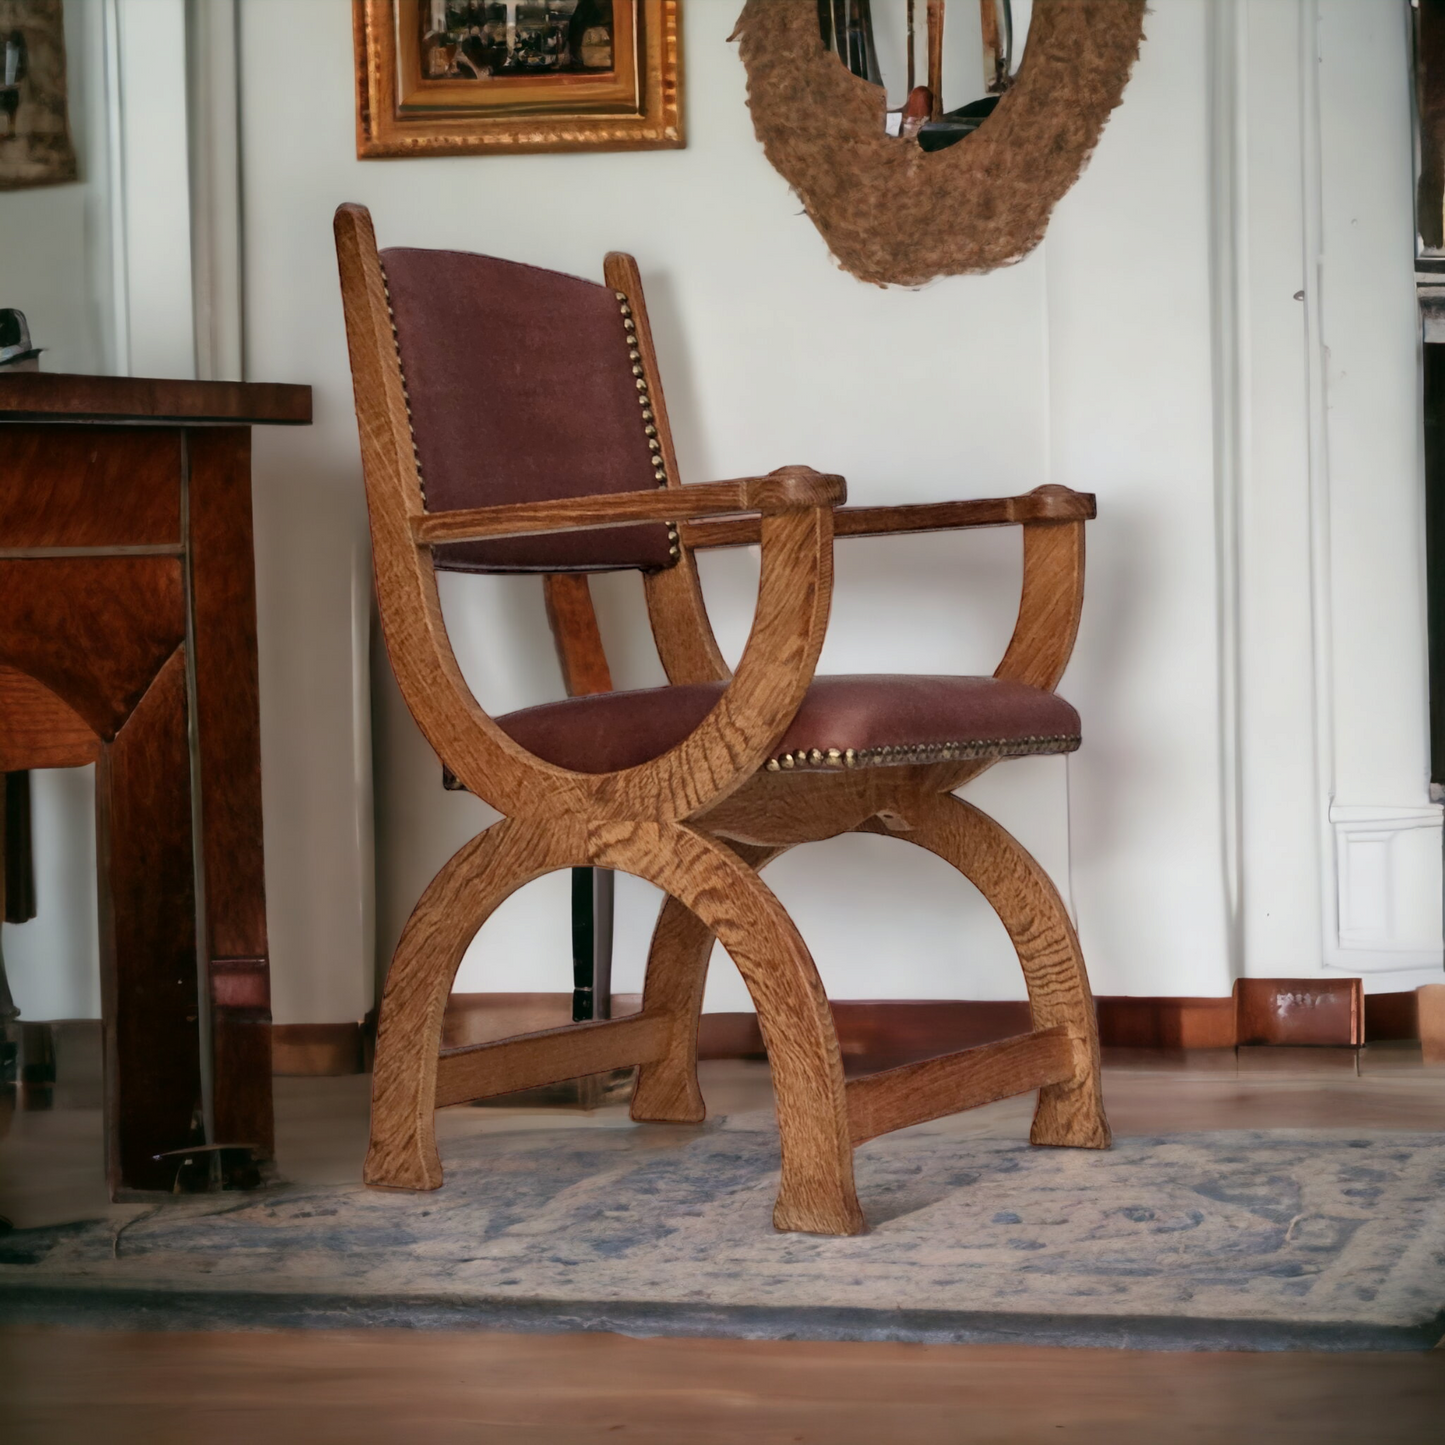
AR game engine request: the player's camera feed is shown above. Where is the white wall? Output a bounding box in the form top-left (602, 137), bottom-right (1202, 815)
top-left (5, 0), bottom-right (1439, 1025)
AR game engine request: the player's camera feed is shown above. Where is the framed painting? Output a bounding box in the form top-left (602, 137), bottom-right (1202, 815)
top-left (353, 0), bottom-right (683, 157)
top-left (0, 0), bottom-right (76, 190)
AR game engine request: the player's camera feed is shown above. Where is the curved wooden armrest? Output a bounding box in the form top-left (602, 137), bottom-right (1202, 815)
top-left (419, 474), bottom-right (840, 825)
top-left (412, 467), bottom-right (846, 546)
top-left (678, 484), bottom-right (1094, 551)
top-left (589, 500), bottom-right (838, 821)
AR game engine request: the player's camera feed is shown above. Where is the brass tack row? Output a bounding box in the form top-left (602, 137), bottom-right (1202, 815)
top-left (617, 288), bottom-right (680, 564)
top-left (381, 269), bottom-right (428, 506)
top-left (763, 734), bottom-right (1082, 772)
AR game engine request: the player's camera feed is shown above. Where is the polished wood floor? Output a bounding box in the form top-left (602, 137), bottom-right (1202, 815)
top-left (4, 1327), bottom-right (1444, 1445)
top-left (3, 1046), bottom-right (1445, 1442)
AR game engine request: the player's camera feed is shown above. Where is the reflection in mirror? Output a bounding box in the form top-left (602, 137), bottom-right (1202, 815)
top-left (819, 0), bottom-right (1032, 149)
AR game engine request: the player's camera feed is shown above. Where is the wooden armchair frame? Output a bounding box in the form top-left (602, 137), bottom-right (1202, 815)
top-left (335, 204), bottom-right (1109, 1236)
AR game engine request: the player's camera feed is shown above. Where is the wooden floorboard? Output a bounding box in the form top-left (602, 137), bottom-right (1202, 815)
top-left (2, 1329), bottom-right (1443, 1444)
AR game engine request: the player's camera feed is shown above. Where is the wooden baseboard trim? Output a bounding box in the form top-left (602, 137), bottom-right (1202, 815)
top-left (271, 1023), bottom-right (364, 1077)
top-left (1420, 984), bottom-right (1445, 1064)
top-left (268, 983), bottom-right (1441, 1078)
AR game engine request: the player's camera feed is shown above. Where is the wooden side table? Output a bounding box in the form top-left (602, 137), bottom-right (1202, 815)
top-left (0, 372), bottom-right (311, 1195)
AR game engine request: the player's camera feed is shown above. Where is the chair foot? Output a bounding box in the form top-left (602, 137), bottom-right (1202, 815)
top-left (1031, 1045), bottom-right (1111, 1149)
top-left (365, 818), bottom-right (574, 1192)
top-left (363, 1141), bottom-right (443, 1191)
top-left (630, 841), bottom-right (781, 1128)
top-left (630, 893), bottom-right (710, 1125)
top-left (773, 1179), bottom-right (867, 1236)
top-left (598, 823), bottom-right (861, 1236)
top-left (1030, 1103), bottom-right (1112, 1150)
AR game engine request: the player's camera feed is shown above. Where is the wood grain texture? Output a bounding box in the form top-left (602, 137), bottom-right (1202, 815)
top-left (542, 574), bottom-right (613, 697)
top-left (188, 429), bottom-right (267, 961)
top-left (272, 1024), bottom-right (365, 1077)
top-left (595, 822), bottom-right (862, 1235)
top-left (1097, 995), bottom-right (1238, 1051)
top-left (605, 250), bottom-right (731, 687)
top-left (627, 893), bottom-right (715, 1125)
top-left (0, 556), bottom-right (185, 740)
top-left (1421, 984), bottom-right (1445, 1065)
top-left (337, 203), bottom-right (1106, 1234)
top-left (1234, 977), bottom-right (1364, 1047)
top-left (337, 205), bottom-right (841, 825)
top-left (0, 372), bottom-right (311, 426)
top-left (336, 202), bottom-right (589, 820)
top-left (366, 817), bottom-right (579, 1189)
top-left (95, 647), bottom-right (202, 1194)
top-left (831, 998), bottom-right (1033, 1071)
top-left (630, 841), bottom-right (779, 1125)
top-left (0, 427), bottom-right (180, 548)
top-left (993, 506), bottom-right (1087, 691)
top-left (5, 1329), bottom-right (1444, 1445)
top-left (680, 486), bottom-right (1096, 551)
top-left (435, 1012), bottom-right (671, 1108)
top-left (187, 429), bottom-right (275, 1159)
top-left (862, 794), bottom-right (1110, 1151)
top-left (701, 768), bottom-right (897, 847)
top-left (1364, 990), bottom-right (1420, 1043)
top-left (0, 665), bottom-right (99, 770)
top-left (273, 991), bottom-right (1432, 1079)
top-left (846, 1026), bottom-right (1075, 1145)
top-left (921, 505), bottom-right (1086, 794)
top-left (410, 470), bottom-right (845, 546)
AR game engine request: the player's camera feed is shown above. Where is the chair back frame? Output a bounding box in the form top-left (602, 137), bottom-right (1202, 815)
top-left (334, 204), bottom-right (837, 826)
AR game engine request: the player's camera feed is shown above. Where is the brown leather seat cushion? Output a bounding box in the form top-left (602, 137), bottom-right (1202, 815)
top-left (497, 675), bottom-right (1080, 774)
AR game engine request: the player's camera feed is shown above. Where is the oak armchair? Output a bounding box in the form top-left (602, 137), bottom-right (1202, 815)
top-left (335, 203), bottom-right (1109, 1237)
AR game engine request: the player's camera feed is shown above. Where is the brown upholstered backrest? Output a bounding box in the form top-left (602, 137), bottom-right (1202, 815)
top-left (380, 246), bottom-right (673, 573)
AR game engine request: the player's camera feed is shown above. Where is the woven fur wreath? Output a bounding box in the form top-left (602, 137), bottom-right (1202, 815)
top-left (733, 0), bottom-right (1147, 286)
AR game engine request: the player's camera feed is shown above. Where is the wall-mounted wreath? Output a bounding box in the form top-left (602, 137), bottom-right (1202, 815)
top-left (733, 0), bottom-right (1146, 286)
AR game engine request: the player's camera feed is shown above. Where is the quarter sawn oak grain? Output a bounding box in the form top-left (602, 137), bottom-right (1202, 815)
top-left (336, 202), bottom-right (1110, 1235)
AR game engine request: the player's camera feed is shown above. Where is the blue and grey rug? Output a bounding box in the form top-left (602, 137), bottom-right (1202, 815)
top-left (3, 1118), bottom-right (1444, 1350)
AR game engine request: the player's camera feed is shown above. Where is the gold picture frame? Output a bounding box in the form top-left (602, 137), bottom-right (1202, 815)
top-left (354, 1), bottom-right (683, 158)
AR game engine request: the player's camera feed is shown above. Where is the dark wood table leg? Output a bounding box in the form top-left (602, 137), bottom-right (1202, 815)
top-left (186, 428), bottom-right (275, 1162)
top-left (96, 647), bottom-right (204, 1195)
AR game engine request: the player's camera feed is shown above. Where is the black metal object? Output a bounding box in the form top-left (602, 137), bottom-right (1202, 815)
top-left (0, 771), bottom-right (32, 1072)
top-left (571, 866), bottom-right (613, 1022)
top-left (917, 95), bottom-right (1001, 152)
top-left (4, 771), bottom-right (35, 924)
top-left (0, 310), bottom-right (41, 370)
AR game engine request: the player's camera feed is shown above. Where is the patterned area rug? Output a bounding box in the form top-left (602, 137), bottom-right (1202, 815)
top-left (3, 1119), bottom-right (1444, 1350)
